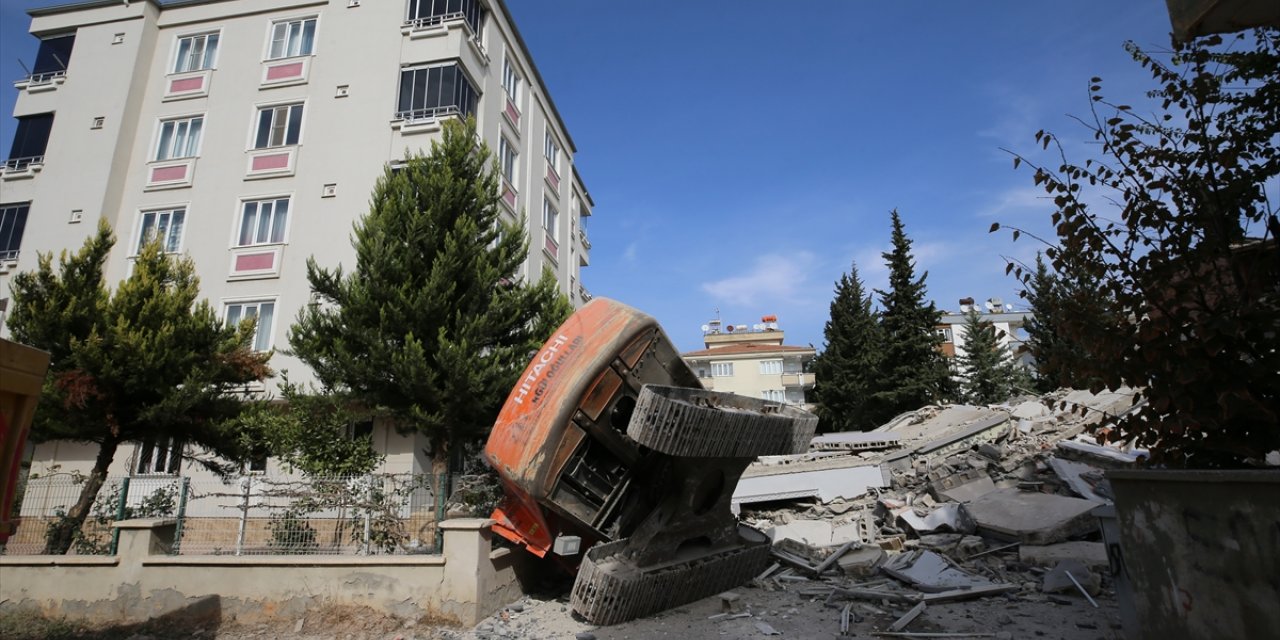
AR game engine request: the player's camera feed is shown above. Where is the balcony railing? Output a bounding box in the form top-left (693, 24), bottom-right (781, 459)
top-left (0, 249), bottom-right (19, 262)
top-left (23, 69), bottom-right (66, 85)
top-left (579, 227), bottom-right (591, 250)
top-left (396, 105), bottom-right (463, 124)
top-left (1, 156), bottom-right (44, 171)
top-left (404, 12), bottom-right (467, 30)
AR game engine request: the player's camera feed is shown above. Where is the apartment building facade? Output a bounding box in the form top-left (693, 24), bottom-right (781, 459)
top-left (682, 317), bottom-right (817, 409)
top-left (0, 0), bottom-right (594, 480)
top-left (935, 298), bottom-right (1033, 368)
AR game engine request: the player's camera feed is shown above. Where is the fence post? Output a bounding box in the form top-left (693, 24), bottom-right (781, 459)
top-left (362, 474), bottom-right (373, 555)
top-left (172, 476), bottom-right (190, 554)
top-left (434, 472), bottom-right (447, 551)
top-left (109, 477), bottom-right (131, 555)
top-left (235, 475), bottom-right (250, 556)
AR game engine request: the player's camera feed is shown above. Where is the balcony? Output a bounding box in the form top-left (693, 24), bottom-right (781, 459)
top-left (14, 70), bottom-right (66, 94)
top-left (782, 372), bottom-right (816, 388)
top-left (0, 156), bottom-right (44, 180)
top-left (392, 106), bottom-right (464, 135)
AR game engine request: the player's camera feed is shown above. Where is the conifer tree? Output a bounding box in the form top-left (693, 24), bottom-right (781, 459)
top-left (8, 221), bottom-right (271, 553)
top-left (289, 118), bottom-right (571, 478)
top-left (873, 210), bottom-right (954, 415)
top-left (1022, 254), bottom-right (1103, 391)
top-left (957, 309), bottom-right (1028, 404)
top-left (811, 261), bottom-right (886, 431)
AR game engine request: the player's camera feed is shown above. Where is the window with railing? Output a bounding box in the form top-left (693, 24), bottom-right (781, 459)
top-left (499, 136), bottom-right (517, 185)
top-left (136, 436), bottom-right (183, 475)
top-left (5, 113), bottom-right (53, 171)
top-left (762, 389), bottom-right (786, 403)
top-left (135, 208), bottom-right (186, 254)
top-left (502, 57), bottom-right (521, 104)
top-left (237, 197), bottom-right (289, 246)
top-left (26, 33), bottom-right (74, 84)
top-left (226, 300), bottom-right (277, 352)
top-left (542, 197), bottom-right (559, 241)
top-left (174, 32), bottom-right (219, 72)
top-left (155, 116), bottom-right (203, 160)
top-left (0, 202), bottom-right (30, 262)
top-left (268, 17), bottom-right (316, 59)
top-left (254, 103), bottom-right (304, 148)
top-left (396, 63), bottom-right (477, 122)
top-left (544, 130), bottom-right (561, 175)
top-left (405, 0), bottom-right (485, 36)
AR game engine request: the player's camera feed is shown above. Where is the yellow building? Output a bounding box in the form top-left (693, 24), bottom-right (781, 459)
top-left (682, 316), bottom-right (816, 409)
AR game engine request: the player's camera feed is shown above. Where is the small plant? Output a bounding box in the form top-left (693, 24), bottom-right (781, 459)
top-left (267, 507), bottom-right (319, 554)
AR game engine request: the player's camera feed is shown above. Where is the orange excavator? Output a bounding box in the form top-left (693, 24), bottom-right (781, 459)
top-left (484, 299), bottom-right (817, 624)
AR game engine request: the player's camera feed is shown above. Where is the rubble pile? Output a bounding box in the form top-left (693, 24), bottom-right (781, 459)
top-left (732, 388), bottom-right (1141, 635)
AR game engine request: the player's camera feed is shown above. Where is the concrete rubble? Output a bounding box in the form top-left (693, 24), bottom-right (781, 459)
top-left (733, 388), bottom-right (1142, 634)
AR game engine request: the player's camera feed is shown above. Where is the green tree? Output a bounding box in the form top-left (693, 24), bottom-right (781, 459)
top-left (8, 221), bottom-right (271, 553)
top-left (289, 118), bottom-right (572, 479)
top-left (957, 309), bottom-right (1028, 404)
top-left (811, 260), bottom-right (887, 431)
top-left (873, 210), bottom-right (955, 416)
top-left (996, 30), bottom-right (1280, 467)
top-left (1021, 254), bottom-right (1101, 391)
top-left (233, 378), bottom-right (382, 478)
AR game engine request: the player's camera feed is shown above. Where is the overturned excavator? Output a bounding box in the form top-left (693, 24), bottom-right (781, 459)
top-left (484, 298), bottom-right (817, 624)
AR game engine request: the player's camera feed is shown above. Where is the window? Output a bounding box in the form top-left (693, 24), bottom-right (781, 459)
top-left (155, 116), bottom-right (203, 160)
top-left (174, 32), bottom-right (219, 72)
top-left (0, 203), bottom-right (30, 261)
top-left (237, 197), bottom-right (289, 246)
top-left (498, 137), bottom-right (517, 186)
top-left (761, 389), bottom-right (786, 403)
top-left (254, 103), bottom-right (304, 148)
top-left (396, 63), bottom-right (477, 121)
top-left (6, 113), bottom-right (53, 169)
top-left (406, 0), bottom-right (486, 35)
top-left (542, 197), bottom-right (558, 240)
top-left (711, 362), bottom-right (734, 377)
top-left (759, 360), bottom-right (783, 375)
top-left (136, 437), bottom-right (182, 475)
top-left (544, 130), bottom-right (560, 175)
top-left (268, 17), bottom-right (316, 59)
top-left (935, 328), bottom-right (953, 343)
top-left (31, 34), bottom-right (74, 81)
top-left (226, 300), bottom-right (276, 352)
top-left (502, 57), bottom-right (521, 104)
top-left (345, 419), bottom-right (373, 441)
top-left (136, 208), bottom-right (186, 254)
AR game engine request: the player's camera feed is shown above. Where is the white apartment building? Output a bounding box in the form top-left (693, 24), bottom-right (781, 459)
top-left (682, 316), bottom-right (817, 410)
top-left (935, 297), bottom-right (1033, 368)
top-left (0, 0), bottom-right (594, 481)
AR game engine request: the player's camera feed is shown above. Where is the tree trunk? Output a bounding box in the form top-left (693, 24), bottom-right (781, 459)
top-left (43, 438), bottom-right (118, 555)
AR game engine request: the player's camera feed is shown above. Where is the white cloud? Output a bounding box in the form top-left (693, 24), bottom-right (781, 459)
top-left (700, 252), bottom-right (817, 307)
top-left (978, 185), bottom-right (1051, 218)
top-left (623, 241), bottom-right (639, 263)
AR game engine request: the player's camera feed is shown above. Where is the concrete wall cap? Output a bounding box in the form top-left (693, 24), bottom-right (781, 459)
top-left (113, 517), bottom-right (178, 529)
top-left (438, 518), bottom-right (496, 531)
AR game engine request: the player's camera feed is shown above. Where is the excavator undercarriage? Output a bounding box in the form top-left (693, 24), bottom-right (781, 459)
top-left (484, 299), bottom-right (817, 624)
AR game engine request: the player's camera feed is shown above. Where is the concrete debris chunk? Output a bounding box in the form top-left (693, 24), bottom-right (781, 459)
top-left (1042, 559), bottom-right (1100, 596)
top-left (881, 550), bottom-right (1003, 593)
top-left (1011, 401), bottom-right (1049, 419)
top-left (755, 621), bottom-right (782, 635)
top-left (887, 601), bottom-right (927, 632)
top-left (734, 463), bottom-right (887, 510)
top-left (895, 503), bottom-right (976, 535)
top-left (1018, 541), bottom-right (1108, 572)
top-left (928, 469), bottom-right (998, 503)
top-left (837, 545), bottom-right (887, 577)
top-left (964, 488), bottom-right (1099, 544)
top-left (1047, 458), bottom-right (1112, 503)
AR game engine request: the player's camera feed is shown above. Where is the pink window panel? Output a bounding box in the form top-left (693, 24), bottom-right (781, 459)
top-left (235, 252), bottom-right (275, 272)
top-left (546, 167), bottom-right (560, 190)
top-left (502, 186), bottom-right (517, 208)
top-left (265, 62), bottom-right (304, 81)
top-left (169, 76), bottom-right (205, 93)
top-left (505, 99), bottom-right (520, 126)
top-left (151, 165), bottom-right (188, 182)
top-left (251, 153), bottom-right (290, 171)
top-left (545, 236), bottom-right (558, 256)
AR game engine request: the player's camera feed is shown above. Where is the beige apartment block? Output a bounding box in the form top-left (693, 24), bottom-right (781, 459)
top-left (682, 316), bottom-right (816, 410)
top-left (0, 0), bottom-right (594, 480)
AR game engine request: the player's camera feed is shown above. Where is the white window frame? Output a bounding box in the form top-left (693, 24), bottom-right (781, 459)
top-left (236, 196), bottom-right (291, 247)
top-left (935, 327), bottom-right (953, 343)
top-left (155, 115), bottom-right (204, 161)
top-left (252, 102), bottom-right (304, 149)
top-left (266, 16), bottom-right (317, 60)
top-left (543, 130), bottom-right (560, 175)
top-left (173, 31), bottom-right (220, 73)
top-left (542, 197), bottom-right (558, 241)
top-left (761, 389), bottom-right (786, 403)
top-left (499, 136), bottom-right (518, 187)
top-left (711, 362), bottom-right (734, 377)
top-left (136, 436), bottom-right (183, 475)
top-left (502, 57), bottom-right (521, 104)
top-left (759, 359), bottom-right (783, 375)
top-left (135, 207), bottom-right (186, 255)
top-left (225, 299), bottom-right (277, 352)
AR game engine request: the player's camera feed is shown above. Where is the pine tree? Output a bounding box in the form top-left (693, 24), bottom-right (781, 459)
top-left (811, 261), bottom-right (887, 431)
top-left (8, 220), bottom-right (270, 554)
top-left (1022, 254), bottom-right (1102, 391)
top-left (957, 309), bottom-right (1028, 404)
top-left (288, 118), bottom-right (572, 478)
top-left (873, 210), bottom-right (954, 415)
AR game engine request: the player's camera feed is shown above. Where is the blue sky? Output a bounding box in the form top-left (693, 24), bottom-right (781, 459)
top-left (1, 1), bottom-right (1178, 352)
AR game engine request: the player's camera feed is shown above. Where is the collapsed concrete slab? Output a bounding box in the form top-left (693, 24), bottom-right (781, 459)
top-left (964, 488), bottom-right (1099, 544)
top-left (895, 503), bottom-right (975, 535)
top-left (733, 463), bottom-right (887, 511)
top-left (881, 550), bottom-right (1008, 593)
top-left (1019, 541), bottom-right (1108, 572)
top-left (1047, 458), bottom-right (1111, 503)
top-left (810, 431), bottom-right (900, 453)
top-left (928, 468), bottom-right (998, 503)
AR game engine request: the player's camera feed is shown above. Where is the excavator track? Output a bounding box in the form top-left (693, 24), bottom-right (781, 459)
top-left (629, 385), bottom-right (819, 458)
top-left (571, 525), bottom-right (771, 626)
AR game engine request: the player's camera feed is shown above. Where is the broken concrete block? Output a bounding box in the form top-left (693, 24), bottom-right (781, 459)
top-left (768, 519), bottom-right (832, 546)
top-left (837, 545), bottom-right (887, 577)
top-left (1018, 541), bottom-right (1108, 572)
top-left (881, 549), bottom-right (1008, 592)
top-left (719, 591), bottom-right (742, 613)
top-left (929, 468), bottom-right (998, 503)
top-left (1042, 559), bottom-right (1101, 596)
top-left (965, 488), bottom-right (1099, 544)
top-left (1012, 401), bottom-right (1049, 420)
top-left (1047, 457), bottom-right (1112, 503)
top-left (896, 503), bottom-right (976, 535)
top-left (978, 443), bottom-right (1004, 461)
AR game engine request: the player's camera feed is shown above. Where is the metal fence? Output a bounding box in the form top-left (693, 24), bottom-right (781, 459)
top-left (5, 473), bottom-right (449, 556)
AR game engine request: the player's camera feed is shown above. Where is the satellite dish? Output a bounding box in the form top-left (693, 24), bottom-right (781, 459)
top-left (701, 324), bottom-right (711, 333)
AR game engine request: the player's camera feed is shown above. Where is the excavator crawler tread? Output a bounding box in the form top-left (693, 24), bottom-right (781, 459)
top-left (628, 385), bottom-right (818, 458)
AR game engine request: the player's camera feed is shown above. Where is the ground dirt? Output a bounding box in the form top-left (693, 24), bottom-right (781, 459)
top-left (3, 583), bottom-right (1124, 639)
